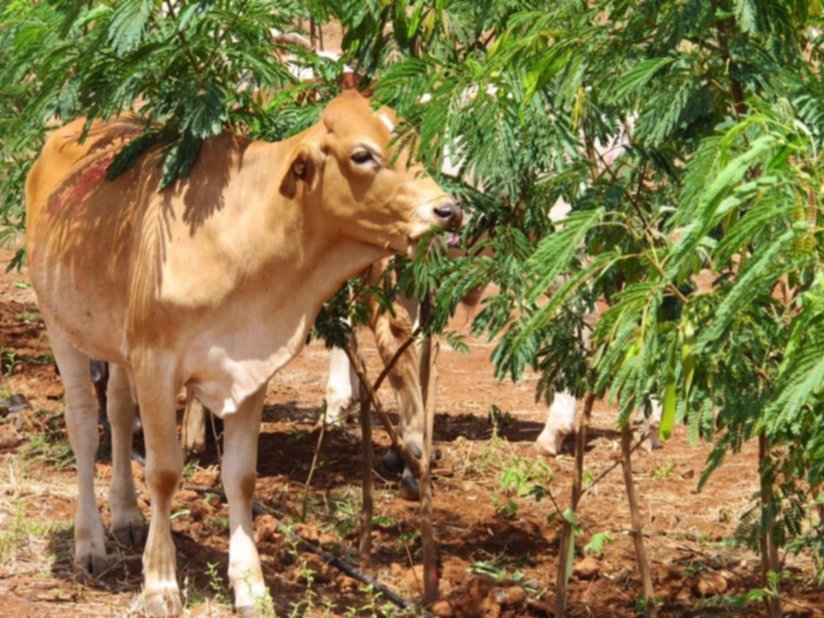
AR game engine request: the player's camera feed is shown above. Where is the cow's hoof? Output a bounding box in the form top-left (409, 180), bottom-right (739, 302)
top-left (398, 469), bottom-right (422, 501)
top-left (533, 430), bottom-right (567, 457)
top-left (112, 521), bottom-right (146, 547)
top-left (145, 591), bottom-right (183, 617)
top-left (74, 552), bottom-right (109, 579)
top-left (236, 605), bottom-right (261, 618)
top-left (533, 439), bottom-right (557, 457)
top-left (381, 447), bottom-right (405, 476)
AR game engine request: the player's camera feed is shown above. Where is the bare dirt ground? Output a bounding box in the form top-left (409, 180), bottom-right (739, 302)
top-left (0, 240), bottom-right (822, 617)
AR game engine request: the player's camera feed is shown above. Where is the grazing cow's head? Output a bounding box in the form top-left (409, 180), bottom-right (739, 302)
top-left (279, 91), bottom-right (461, 255)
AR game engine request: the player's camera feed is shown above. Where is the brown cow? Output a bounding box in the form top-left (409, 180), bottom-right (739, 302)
top-left (25, 91), bottom-right (461, 616)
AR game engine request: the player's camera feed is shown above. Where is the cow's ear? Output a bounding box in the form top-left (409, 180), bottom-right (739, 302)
top-left (279, 144), bottom-right (324, 198)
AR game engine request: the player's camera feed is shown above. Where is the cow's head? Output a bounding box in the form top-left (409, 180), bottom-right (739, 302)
top-left (279, 91), bottom-right (461, 255)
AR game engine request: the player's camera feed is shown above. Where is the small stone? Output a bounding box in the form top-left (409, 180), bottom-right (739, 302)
top-left (431, 600), bottom-right (455, 617)
top-left (405, 564), bottom-right (425, 593)
top-left (389, 562), bottom-right (404, 578)
top-left (177, 489), bottom-right (199, 502)
top-left (189, 466), bottom-right (220, 487)
top-left (295, 523), bottom-right (322, 544)
top-left (336, 574), bottom-right (358, 593)
top-left (574, 555), bottom-right (600, 579)
top-left (255, 514), bottom-right (280, 543)
top-left (303, 553), bottom-right (334, 582)
top-left (694, 572), bottom-right (728, 596)
top-left (675, 586), bottom-right (693, 603)
top-left (492, 585), bottom-right (527, 607)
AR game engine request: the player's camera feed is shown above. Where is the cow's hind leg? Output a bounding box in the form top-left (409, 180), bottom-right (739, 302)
top-left (534, 391), bottom-right (578, 456)
top-left (368, 291), bottom-right (425, 499)
top-left (106, 363), bottom-right (144, 546)
top-left (49, 327), bottom-right (108, 575)
top-left (221, 386), bottom-right (270, 615)
top-left (181, 394), bottom-right (207, 455)
top-left (132, 360), bottom-right (184, 617)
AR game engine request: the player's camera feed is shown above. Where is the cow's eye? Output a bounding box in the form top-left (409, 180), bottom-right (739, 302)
top-left (351, 150), bottom-right (375, 165)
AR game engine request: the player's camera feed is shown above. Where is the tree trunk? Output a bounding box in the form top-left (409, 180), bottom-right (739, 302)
top-left (620, 424), bottom-right (657, 617)
top-left (420, 333), bottom-right (439, 605)
top-left (554, 392), bottom-right (595, 616)
top-left (358, 380), bottom-right (374, 571)
top-left (759, 433), bottom-right (783, 618)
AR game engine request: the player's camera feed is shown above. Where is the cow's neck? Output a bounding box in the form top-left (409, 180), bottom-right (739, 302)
top-left (181, 139), bottom-right (390, 416)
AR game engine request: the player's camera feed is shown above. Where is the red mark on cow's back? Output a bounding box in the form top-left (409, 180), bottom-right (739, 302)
top-left (49, 155), bottom-right (113, 216)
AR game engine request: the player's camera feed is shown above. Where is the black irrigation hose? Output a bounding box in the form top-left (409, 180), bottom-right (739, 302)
top-left (128, 450), bottom-right (431, 617)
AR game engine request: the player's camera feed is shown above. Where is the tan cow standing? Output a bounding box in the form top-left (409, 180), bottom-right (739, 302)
top-left (25, 91), bottom-right (460, 616)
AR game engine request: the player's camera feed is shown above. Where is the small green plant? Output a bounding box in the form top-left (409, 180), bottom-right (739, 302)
top-left (17, 309), bottom-right (40, 323)
top-left (324, 490), bottom-right (360, 538)
top-left (469, 560), bottom-right (539, 593)
top-left (32, 351), bottom-right (54, 365)
top-left (207, 516), bottom-right (230, 530)
top-left (170, 509), bottom-right (191, 522)
top-left (182, 458), bottom-right (200, 481)
top-left (344, 585), bottom-right (401, 618)
top-left (496, 456), bottom-right (551, 519)
top-left (22, 416), bottom-right (75, 470)
top-left (240, 571), bottom-right (275, 618)
top-left (394, 530), bottom-right (421, 555)
top-left (650, 458), bottom-right (676, 480)
top-left (500, 456), bottom-right (554, 499)
top-left (371, 515), bottom-right (400, 529)
top-left (584, 532), bottom-right (614, 556)
top-left (492, 494), bottom-right (519, 519)
top-left (0, 499), bottom-right (29, 561)
top-left (287, 428), bottom-right (309, 445)
top-left (288, 557), bottom-right (320, 617)
top-left (487, 404), bottom-right (514, 429)
top-left (204, 561), bottom-right (231, 606)
top-left (1, 349), bottom-right (20, 375)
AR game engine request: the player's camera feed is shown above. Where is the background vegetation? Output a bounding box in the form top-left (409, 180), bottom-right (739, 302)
top-left (1, 0), bottom-right (821, 614)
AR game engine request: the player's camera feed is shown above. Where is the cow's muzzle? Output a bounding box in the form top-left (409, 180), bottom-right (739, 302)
top-left (433, 202), bottom-right (462, 230)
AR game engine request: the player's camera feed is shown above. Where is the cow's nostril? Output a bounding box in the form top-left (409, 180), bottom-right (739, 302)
top-left (434, 203), bottom-right (458, 221)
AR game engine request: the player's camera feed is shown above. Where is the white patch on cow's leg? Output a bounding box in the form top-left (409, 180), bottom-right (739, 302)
top-left (49, 327), bottom-right (108, 575)
top-left (534, 391), bottom-right (578, 456)
top-left (646, 396), bottom-right (663, 451)
top-left (107, 362), bottom-right (144, 546)
top-left (134, 364), bottom-right (184, 617)
top-left (222, 386), bottom-right (270, 615)
top-left (181, 394), bottom-right (207, 455)
top-left (324, 343), bottom-right (358, 425)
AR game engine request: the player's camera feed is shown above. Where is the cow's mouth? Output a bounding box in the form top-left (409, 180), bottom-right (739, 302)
top-left (405, 229), bottom-right (461, 258)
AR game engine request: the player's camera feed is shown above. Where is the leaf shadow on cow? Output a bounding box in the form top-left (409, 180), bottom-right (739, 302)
top-left (26, 91), bottom-right (461, 617)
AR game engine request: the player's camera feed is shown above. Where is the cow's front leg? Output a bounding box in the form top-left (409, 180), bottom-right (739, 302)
top-left (221, 386), bottom-right (269, 615)
top-left (534, 391), bottom-right (578, 456)
top-left (106, 363), bottom-right (144, 546)
top-left (133, 363), bottom-right (184, 617)
top-left (50, 328), bottom-right (108, 575)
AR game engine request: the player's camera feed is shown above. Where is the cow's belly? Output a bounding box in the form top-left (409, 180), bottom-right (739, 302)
top-left (29, 246), bottom-right (131, 364)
